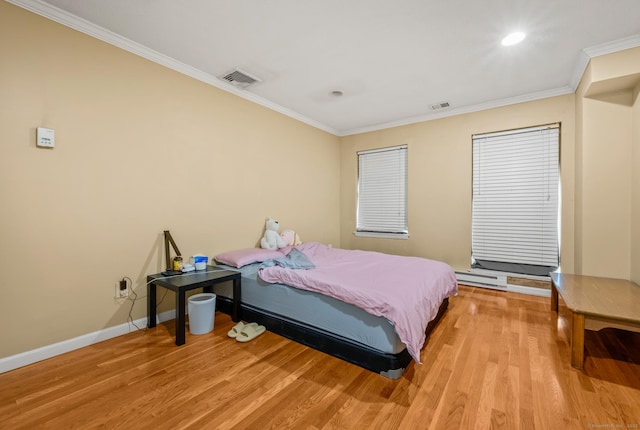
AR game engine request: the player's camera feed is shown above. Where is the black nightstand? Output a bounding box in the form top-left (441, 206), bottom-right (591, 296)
top-left (147, 266), bottom-right (241, 345)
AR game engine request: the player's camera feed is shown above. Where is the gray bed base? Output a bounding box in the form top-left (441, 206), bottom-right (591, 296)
top-left (217, 295), bottom-right (449, 379)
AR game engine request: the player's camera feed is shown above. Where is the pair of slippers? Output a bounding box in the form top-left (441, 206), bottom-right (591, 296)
top-left (227, 321), bottom-right (266, 342)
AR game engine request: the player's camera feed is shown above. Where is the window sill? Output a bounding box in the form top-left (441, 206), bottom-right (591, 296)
top-left (354, 231), bottom-right (409, 240)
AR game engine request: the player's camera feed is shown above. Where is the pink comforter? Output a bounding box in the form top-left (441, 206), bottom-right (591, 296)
top-left (258, 242), bottom-right (458, 363)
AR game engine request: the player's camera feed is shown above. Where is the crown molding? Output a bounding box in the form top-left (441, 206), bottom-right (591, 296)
top-left (568, 34), bottom-right (640, 91)
top-left (567, 50), bottom-right (592, 92)
top-left (342, 35), bottom-right (640, 137)
top-left (7, 1), bottom-right (640, 138)
top-left (6, 0), bottom-right (339, 136)
top-left (583, 34), bottom-right (640, 58)
top-left (339, 86), bottom-right (574, 137)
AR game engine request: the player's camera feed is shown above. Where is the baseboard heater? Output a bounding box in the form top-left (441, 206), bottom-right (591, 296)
top-left (455, 271), bottom-right (551, 297)
top-left (456, 271), bottom-right (507, 289)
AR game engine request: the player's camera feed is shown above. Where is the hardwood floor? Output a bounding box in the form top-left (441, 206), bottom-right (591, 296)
top-left (1, 285), bottom-right (638, 429)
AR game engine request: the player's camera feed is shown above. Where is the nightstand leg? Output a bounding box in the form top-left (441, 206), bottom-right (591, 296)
top-left (176, 291), bottom-right (186, 346)
top-left (232, 277), bottom-right (241, 322)
top-left (147, 283), bottom-right (157, 328)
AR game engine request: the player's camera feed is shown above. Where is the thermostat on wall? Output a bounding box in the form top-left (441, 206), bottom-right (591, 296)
top-left (37, 127), bottom-right (55, 148)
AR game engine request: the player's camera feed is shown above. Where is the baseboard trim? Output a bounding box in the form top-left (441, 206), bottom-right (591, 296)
top-left (0, 278), bottom-right (551, 374)
top-left (0, 310), bottom-right (176, 374)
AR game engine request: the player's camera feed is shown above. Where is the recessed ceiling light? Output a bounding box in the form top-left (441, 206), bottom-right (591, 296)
top-left (501, 32), bottom-right (526, 46)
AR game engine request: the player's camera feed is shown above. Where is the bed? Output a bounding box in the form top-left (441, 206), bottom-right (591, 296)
top-left (212, 242), bottom-right (457, 379)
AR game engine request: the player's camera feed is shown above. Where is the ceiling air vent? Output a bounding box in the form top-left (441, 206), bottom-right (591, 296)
top-left (430, 101), bottom-right (450, 110)
top-left (221, 69), bottom-right (261, 89)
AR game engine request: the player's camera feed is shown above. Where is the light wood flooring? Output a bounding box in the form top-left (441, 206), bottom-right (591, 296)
top-left (1, 285), bottom-right (639, 429)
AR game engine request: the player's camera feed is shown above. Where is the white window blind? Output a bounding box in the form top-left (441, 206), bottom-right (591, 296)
top-left (472, 125), bottom-right (560, 268)
top-left (356, 145), bottom-right (408, 237)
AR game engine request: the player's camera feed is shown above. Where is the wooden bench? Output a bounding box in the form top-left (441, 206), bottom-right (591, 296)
top-left (550, 273), bottom-right (640, 369)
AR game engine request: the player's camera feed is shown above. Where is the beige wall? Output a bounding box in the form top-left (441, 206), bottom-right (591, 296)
top-left (0, 3), bottom-right (340, 358)
top-left (632, 85), bottom-right (640, 284)
top-left (575, 47), bottom-right (640, 279)
top-left (573, 66), bottom-right (588, 277)
top-left (3, 2), bottom-right (639, 362)
top-left (340, 96), bottom-right (576, 272)
top-left (576, 92), bottom-right (632, 277)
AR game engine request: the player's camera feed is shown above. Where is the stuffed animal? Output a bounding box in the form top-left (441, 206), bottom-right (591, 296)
top-left (260, 218), bottom-right (287, 250)
top-left (280, 229), bottom-right (302, 247)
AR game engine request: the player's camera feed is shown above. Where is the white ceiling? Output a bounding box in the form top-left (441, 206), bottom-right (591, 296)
top-left (12, 0), bottom-right (640, 136)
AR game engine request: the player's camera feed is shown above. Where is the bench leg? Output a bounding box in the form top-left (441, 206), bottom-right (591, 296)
top-left (550, 283), bottom-right (559, 312)
top-left (571, 312), bottom-right (585, 369)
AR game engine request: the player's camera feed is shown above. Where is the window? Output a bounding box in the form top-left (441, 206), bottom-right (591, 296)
top-left (356, 145), bottom-right (408, 239)
top-left (472, 124), bottom-right (560, 276)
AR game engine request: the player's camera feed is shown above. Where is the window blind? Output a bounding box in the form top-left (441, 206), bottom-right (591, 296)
top-left (472, 125), bottom-right (560, 269)
top-left (356, 145), bottom-right (408, 236)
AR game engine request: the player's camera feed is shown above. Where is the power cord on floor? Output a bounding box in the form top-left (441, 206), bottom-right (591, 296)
top-left (124, 276), bottom-right (146, 332)
top-left (126, 267), bottom-right (230, 332)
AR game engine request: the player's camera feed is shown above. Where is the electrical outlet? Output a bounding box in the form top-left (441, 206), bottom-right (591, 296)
top-left (115, 279), bottom-right (129, 299)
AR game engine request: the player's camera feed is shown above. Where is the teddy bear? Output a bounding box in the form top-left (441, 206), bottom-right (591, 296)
top-left (280, 229), bottom-right (302, 247)
top-left (260, 218), bottom-right (287, 250)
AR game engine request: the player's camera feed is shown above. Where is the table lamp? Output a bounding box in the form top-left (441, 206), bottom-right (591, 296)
top-left (162, 230), bottom-right (183, 275)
